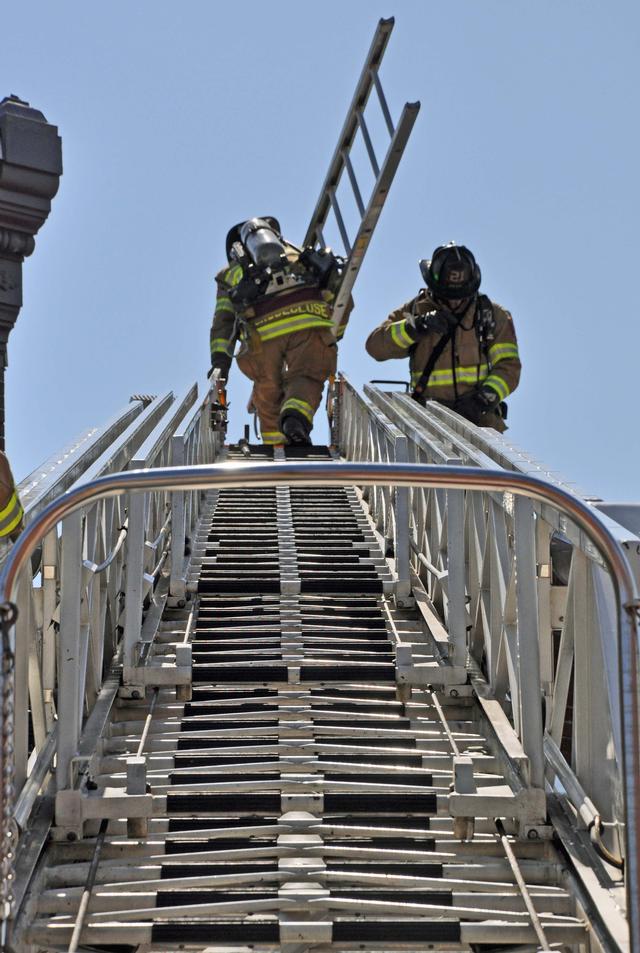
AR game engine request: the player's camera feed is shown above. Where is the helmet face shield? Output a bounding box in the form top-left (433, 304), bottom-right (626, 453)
top-left (421, 243), bottom-right (481, 300)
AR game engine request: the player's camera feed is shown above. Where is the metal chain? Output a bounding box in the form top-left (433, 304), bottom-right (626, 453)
top-left (0, 601), bottom-right (18, 938)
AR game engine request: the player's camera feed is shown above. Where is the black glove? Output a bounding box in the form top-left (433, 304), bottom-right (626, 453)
top-left (476, 385), bottom-right (500, 409)
top-left (412, 308), bottom-right (457, 336)
top-left (455, 386), bottom-right (500, 425)
top-left (209, 354), bottom-right (232, 381)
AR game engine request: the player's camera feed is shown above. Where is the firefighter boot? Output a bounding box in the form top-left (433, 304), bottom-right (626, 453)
top-left (281, 412), bottom-right (312, 446)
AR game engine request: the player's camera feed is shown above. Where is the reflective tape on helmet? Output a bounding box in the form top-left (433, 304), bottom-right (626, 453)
top-left (0, 491), bottom-right (23, 538)
top-left (261, 431), bottom-right (286, 445)
top-left (488, 342), bottom-right (519, 363)
top-left (281, 397), bottom-right (314, 423)
top-left (484, 374), bottom-right (510, 400)
top-left (390, 319), bottom-right (414, 350)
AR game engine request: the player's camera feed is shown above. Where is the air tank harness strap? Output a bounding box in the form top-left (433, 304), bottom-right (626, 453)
top-left (410, 327), bottom-right (455, 403)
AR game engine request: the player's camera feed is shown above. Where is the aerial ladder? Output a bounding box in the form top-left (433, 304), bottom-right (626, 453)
top-left (0, 17), bottom-right (639, 953)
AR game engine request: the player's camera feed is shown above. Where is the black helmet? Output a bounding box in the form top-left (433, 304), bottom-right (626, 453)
top-left (420, 242), bottom-right (481, 300)
top-left (225, 216), bottom-right (281, 260)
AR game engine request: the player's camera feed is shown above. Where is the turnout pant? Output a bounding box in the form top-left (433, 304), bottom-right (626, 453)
top-left (236, 327), bottom-right (337, 444)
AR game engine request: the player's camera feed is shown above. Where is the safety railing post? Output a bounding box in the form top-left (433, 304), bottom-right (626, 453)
top-left (514, 497), bottom-right (545, 791)
top-left (56, 512), bottom-right (84, 790)
top-left (169, 434), bottom-right (186, 603)
top-left (122, 490), bottom-right (146, 678)
top-left (41, 530), bottom-right (58, 731)
top-left (445, 458), bottom-right (467, 667)
top-left (393, 433), bottom-right (411, 604)
top-left (13, 570), bottom-right (31, 793)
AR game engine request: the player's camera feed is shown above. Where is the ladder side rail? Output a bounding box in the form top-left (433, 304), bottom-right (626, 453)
top-left (362, 385), bottom-right (629, 857)
top-left (5, 400), bottom-right (148, 751)
top-left (367, 386), bottom-right (540, 706)
top-left (301, 17), bottom-right (420, 335)
top-left (13, 401), bottom-right (143, 528)
top-left (365, 383), bottom-right (472, 647)
top-left (415, 396), bottom-right (596, 497)
top-left (303, 17), bottom-right (395, 248)
top-left (1, 459), bottom-right (638, 946)
top-left (374, 387), bottom-right (637, 573)
top-left (66, 391), bottom-right (176, 489)
top-left (14, 398), bottom-right (166, 814)
top-left (123, 384), bottom-right (196, 674)
top-left (170, 379), bottom-right (221, 602)
top-left (53, 393), bottom-right (174, 798)
top-left (338, 378), bottom-right (410, 597)
top-left (9, 392), bottom-right (183, 840)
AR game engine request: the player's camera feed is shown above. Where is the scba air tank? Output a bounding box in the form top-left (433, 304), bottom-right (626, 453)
top-left (240, 219), bottom-right (285, 269)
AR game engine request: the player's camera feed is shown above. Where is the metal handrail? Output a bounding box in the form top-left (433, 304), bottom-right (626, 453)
top-left (0, 460), bottom-right (638, 945)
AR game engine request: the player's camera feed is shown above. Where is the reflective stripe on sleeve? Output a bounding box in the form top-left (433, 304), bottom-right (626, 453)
top-left (215, 296), bottom-right (235, 315)
top-left (281, 397), bottom-right (314, 423)
top-left (224, 265), bottom-right (243, 287)
top-left (488, 342), bottom-right (519, 363)
top-left (484, 374), bottom-right (510, 400)
top-left (390, 320), bottom-right (414, 349)
top-left (210, 337), bottom-right (234, 356)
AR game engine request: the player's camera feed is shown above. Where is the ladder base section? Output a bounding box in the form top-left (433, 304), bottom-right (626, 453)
top-left (20, 447), bottom-right (587, 951)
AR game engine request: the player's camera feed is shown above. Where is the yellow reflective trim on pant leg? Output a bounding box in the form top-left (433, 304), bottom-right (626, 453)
top-left (281, 398), bottom-right (314, 423)
top-left (390, 320), bottom-right (414, 349)
top-left (262, 431), bottom-right (286, 445)
top-left (484, 375), bottom-right (509, 400)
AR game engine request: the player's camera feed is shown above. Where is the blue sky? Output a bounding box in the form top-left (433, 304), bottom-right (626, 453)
top-left (3, 0), bottom-right (639, 499)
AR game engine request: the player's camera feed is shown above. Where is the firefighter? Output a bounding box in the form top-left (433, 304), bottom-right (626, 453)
top-left (0, 451), bottom-right (24, 543)
top-left (366, 242), bottom-right (521, 431)
top-left (210, 217), bottom-right (351, 446)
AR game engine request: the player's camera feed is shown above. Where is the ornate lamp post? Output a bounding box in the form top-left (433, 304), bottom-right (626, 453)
top-left (0, 95), bottom-right (62, 447)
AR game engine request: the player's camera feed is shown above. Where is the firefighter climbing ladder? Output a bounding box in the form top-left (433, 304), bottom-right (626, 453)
top-left (0, 14), bottom-right (639, 953)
